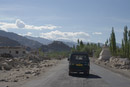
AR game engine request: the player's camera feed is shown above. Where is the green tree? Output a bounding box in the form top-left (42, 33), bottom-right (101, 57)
top-left (128, 30), bottom-right (130, 58)
top-left (109, 27), bottom-right (117, 56)
top-left (77, 39), bottom-right (80, 44)
top-left (122, 26), bottom-right (128, 57)
top-left (39, 48), bottom-right (44, 57)
top-left (105, 39), bottom-right (108, 46)
top-left (121, 39), bottom-right (125, 57)
top-left (80, 40), bottom-right (84, 48)
top-left (71, 39), bottom-right (101, 57)
top-left (71, 45), bottom-right (76, 52)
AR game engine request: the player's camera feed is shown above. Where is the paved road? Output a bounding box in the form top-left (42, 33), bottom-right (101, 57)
top-left (19, 59), bottom-right (130, 87)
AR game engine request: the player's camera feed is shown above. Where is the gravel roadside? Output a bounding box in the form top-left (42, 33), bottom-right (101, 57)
top-left (90, 57), bottom-right (130, 79)
top-left (0, 59), bottom-right (60, 87)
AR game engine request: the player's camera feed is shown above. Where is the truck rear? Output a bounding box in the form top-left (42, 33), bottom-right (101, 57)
top-left (68, 52), bottom-right (90, 76)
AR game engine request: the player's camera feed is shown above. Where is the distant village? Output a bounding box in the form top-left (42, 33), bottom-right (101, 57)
top-left (0, 46), bottom-right (27, 57)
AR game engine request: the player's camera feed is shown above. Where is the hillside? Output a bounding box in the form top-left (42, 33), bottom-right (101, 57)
top-left (26, 36), bottom-right (52, 45)
top-left (0, 30), bottom-right (42, 48)
top-left (40, 41), bottom-right (71, 52)
top-left (0, 36), bottom-right (21, 46)
top-left (25, 36), bottom-right (77, 47)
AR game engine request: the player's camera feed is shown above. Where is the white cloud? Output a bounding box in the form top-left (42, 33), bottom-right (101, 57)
top-left (0, 19), bottom-right (60, 31)
top-left (16, 19), bottom-right (25, 28)
top-left (25, 32), bottom-right (32, 36)
top-left (18, 32), bottom-right (32, 36)
top-left (25, 24), bottom-right (59, 30)
top-left (0, 22), bottom-right (16, 31)
top-left (40, 30), bottom-right (90, 42)
top-left (92, 32), bottom-right (102, 35)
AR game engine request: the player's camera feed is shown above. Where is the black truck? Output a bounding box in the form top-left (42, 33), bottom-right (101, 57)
top-left (68, 52), bottom-right (90, 76)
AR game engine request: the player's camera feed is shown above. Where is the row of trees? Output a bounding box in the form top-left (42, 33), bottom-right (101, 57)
top-left (72, 26), bottom-right (130, 59)
top-left (108, 26), bottom-right (130, 58)
top-left (71, 39), bottom-right (101, 57)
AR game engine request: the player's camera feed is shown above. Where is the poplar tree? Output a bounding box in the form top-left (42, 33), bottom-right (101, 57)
top-left (105, 39), bottom-right (108, 46)
top-left (77, 39), bottom-right (80, 44)
top-left (128, 30), bottom-right (130, 57)
top-left (80, 40), bottom-right (84, 48)
top-left (121, 40), bottom-right (125, 57)
top-left (123, 26), bottom-right (128, 57)
top-left (109, 27), bottom-right (116, 56)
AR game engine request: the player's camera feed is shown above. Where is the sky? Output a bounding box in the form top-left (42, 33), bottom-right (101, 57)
top-left (0, 0), bottom-right (130, 43)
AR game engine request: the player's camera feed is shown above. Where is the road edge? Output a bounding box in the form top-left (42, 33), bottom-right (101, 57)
top-left (90, 58), bottom-right (130, 79)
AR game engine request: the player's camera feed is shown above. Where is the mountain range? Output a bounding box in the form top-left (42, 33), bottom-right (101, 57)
top-left (40, 41), bottom-right (71, 52)
top-left (26, 36), bottom-right (77, 47)
top-left (0, 30), bottom-right (42, 48)
top-left (25, 36), bottom-right (52, 45)
top-left (0, 30), bottom-right (74, 52)
top-left (0, 36), bottom-right (21, 47)
top-left (0, 30), bottom-right (112, 51)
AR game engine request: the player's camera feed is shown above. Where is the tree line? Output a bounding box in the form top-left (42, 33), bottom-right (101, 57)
top-left (107, 26), bottom-right (130, 58)
top-left (72, 26), bottom-right (130, 59)
top-left (71, 39), bottom-right (102, 57)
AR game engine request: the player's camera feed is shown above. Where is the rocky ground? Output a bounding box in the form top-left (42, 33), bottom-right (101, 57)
top-left (91, 57), bottom-right (130, 78)
top-left (0, 54), bottom-right (61, 87)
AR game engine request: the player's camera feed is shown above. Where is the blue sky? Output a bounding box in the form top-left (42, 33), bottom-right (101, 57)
top-left (0, 0), bottom-right (130, 43)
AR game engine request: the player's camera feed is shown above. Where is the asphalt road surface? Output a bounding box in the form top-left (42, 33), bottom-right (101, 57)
top-left (18, 59), bottom-right (130, 87)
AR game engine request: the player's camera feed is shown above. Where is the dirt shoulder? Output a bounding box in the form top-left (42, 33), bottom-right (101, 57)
top-left (0, 59), bottom-right (61, 87)
top-left (90, 57), bottom-right (130, 79)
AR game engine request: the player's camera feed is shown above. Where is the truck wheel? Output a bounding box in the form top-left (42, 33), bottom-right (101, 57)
top-left (84, 71), bottom-right (89, 76)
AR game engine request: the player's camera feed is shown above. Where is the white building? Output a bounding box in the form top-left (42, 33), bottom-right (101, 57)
top-left (0, 46), bottom-right (27, 57)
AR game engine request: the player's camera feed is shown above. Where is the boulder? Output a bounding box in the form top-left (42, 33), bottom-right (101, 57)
top-left (0, 79), bottom-right (8, 82)
top-left (25, 71), bottom-right (32, 74)
top-left (109, 57), bottom-right (130, 69)
top-left (2, 62), bottom-right (12, 70)
top-left (110, 57), bottom-right (130, 65)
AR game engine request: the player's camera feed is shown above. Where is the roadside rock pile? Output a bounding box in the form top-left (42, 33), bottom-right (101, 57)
top-left (0, 57), bottom-right (14, 70)
top-left (109, 57), bottom-right (130, 69)
top-left (93, 56), bottom-right (130, 70)
top-left (26, 54), bottom-right (44, 63)
top-left (0, 53), bottom-right (59, 83)
top-left (0, 54), bottom-right (46, 70)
